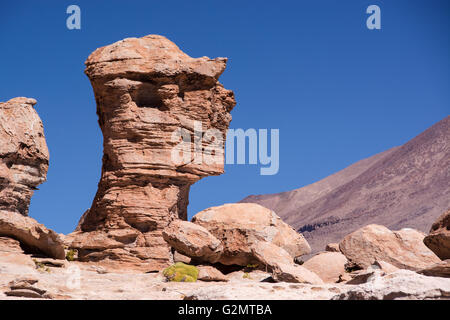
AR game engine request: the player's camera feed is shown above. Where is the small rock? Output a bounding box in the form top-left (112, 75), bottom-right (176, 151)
top-left (197, 265), bottom-right (228, 282)
top-left (272, 263), bottom-right (324, 284)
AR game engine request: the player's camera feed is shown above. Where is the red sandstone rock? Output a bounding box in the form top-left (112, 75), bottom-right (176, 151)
top-left (71, 35), bottom-right (236, 269)
top-left (0, 97), bottom-right (49, 216)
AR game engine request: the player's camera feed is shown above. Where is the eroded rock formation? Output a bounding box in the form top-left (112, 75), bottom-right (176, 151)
top-left (72, 35), bottom-right (236, 270)
top-left (0, 97), bottom-right (49, 216)
top-left (0, 98), bottom-right (64, 259)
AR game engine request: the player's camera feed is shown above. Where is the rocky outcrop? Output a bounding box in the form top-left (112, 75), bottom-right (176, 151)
top-left (339, 224), bottom-right (440, 271)
top-left (0, 97), bottom-right (64, 259)
top-left (0, 97), bottom-right (49, 216)
top-left (424, 208), bottom-right (450, 260)
top-left (71, 35), bottom-right (236, 269)
top-left (191, 203), bottom-right (311, 266)
top-left (162, 220), bottom-right (223, 263)
top-left (303, 252), bottom-right (347, 283)
top-left (0, 211), bottom-right (65, 259)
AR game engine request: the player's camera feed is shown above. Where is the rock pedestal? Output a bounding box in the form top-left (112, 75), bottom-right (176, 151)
top-left (72, 35), bottom-right (236, 270)
top-left (0, 97), bottom-right (49, 216)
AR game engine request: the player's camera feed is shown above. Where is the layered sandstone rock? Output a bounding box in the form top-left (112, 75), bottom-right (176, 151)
top-left (0, 211), bottom-right (65, 259)
top-left (339, 224), bottom-right (440, 271)
top-left (72, 35), bottom-right (236, 270)
top-left (191, 203), bottom-right (311, 266)
top-left (0, 97), bottom-right (64, 259)
top-left (0, 97), bottom-right (49, 216)
top-left (424, 208), bottom-right (450, 260)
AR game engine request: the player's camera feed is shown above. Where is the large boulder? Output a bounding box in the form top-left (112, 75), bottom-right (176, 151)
top-left (424, 209), bottom-right (450, 260)
top-left (0, 97), bottom-right (49, 216)
top-left (303, 252), bottom-right (348, 283)
top-left (339, 224), bottom-right (440, 271)
top-left (162, 220), bottom-right (223, 263)
top-left (0, 211), bottom-right (65, 259)
top-left (191, 203), bottom-right (311, 265)
top-left (71, 35), bottom-right (236, 268)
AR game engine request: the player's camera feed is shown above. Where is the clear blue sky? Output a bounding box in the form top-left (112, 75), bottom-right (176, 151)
top-left (1, 1), bottom-right (449, 234)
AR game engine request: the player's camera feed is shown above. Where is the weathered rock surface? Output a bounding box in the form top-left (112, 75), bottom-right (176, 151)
top-left (345, 269), bottom-right (385, 285)
top-left (272, 263), bottom-right (324, 285)
top-left (303, 252), bottom-right (347, 283)
top-left (197, 265), bottom-right (228, 282)
top-left (0, 97), bottom-right (49, 216)
top-left (5, 277), bottom-right (52, 299)
top-left (162, 220), bottom-right (222, 263)
top-left (0, 211), bottom-right (65, 259)
top-left (417, 260), bottom-right (450, 278)
top-left (339, 224), bottom-right (440, 271)
top-left (191, 203), bottom-right (310, 265)
top-left (250, 241), bottom-right (294, 269)
top-left (424, 208), bottom-right (450, 260)
top-left (71, 35), bottom-right (236, 269)
top-left (334, 270), bottom-right (450, 300)
top-left (371, 260), bottom-right (399, 274)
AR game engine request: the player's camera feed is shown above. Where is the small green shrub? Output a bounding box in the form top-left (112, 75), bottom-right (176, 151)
top-left (66, 249), bottom-right (76, 261)
top-left (242, 272), bottom-right (252, 279)
top-left (163, 262), bottom-right (198, 282)
top-left (33, 259), bottom-right (51, 273)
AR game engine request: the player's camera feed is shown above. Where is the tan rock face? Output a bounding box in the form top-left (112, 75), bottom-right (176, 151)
top-left (424, 208), bottom-right (450, 260)
top-left (339, 224), bottom-right (440, 271)
top-left (272, 263), bottom-right (324, 285)
top-left (0, 97), bottom-right (49, 216)
top-left (73, 35), bottom-right (236, 268)
top-left (303, 252), bottom-right (347, 283)
top-left (191, 203), bottom-right (311, 265)
top-left (0, 211), bottom-right (65, 259)
top-left (162, 220), bottom-right (223, 263)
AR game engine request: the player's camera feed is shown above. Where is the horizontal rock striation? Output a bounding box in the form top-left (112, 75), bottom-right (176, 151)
top-left (73, 35), bottom-right (236, 270)
top-left (0, 97), bottom-right (49, 216)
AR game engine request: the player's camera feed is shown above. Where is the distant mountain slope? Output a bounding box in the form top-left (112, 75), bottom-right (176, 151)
top-left (241, 116), bottom-right (450, 255)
